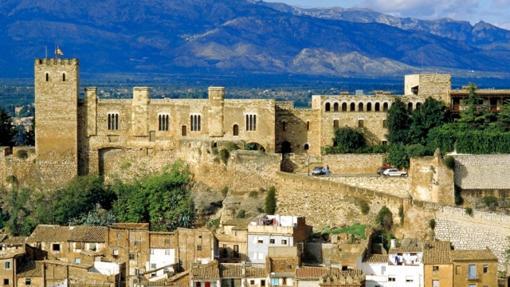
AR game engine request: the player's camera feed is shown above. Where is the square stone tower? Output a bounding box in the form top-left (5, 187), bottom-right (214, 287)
top-left (34, 58), bottom-right (79, 183)
top-left (404, 74), bottom-right (451, 103)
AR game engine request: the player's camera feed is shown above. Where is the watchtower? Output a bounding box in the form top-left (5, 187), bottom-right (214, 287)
top-left (208, 87), bottom-right (225, 137)
top-left (34, 58), bottom-right (79, 182)
top-left (404, 74), bottom-right (451, 103)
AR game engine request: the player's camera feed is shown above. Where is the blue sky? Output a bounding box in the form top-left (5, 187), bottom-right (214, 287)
top-left (270, 0), bottom-right (510, 29)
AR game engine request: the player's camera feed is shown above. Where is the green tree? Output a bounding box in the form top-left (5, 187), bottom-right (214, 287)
top-left (385, 144), bottom-right (409, 169)
top-left (331, 127), bottom-right (366, 153)
top-left (497, 100), bottom-right (510, 131)
top-left (265, 186), bottom-right (277, 215)
top-left (459, 84), bottom-right (495, 128)
top-left (113, 162), bottom-right (195, 231)
top-left (0, 107), bottom-right (14, 146)
top-left (386, 98), bottom-right (411, 144)
top-left (49, 176), bottom-right (112, 225)
top-left (3, 188), bottom-right (36, 236)
top-left (408, 97), bottom-right (448, 145)
top-left (376, 206), bottom-right (393, 231)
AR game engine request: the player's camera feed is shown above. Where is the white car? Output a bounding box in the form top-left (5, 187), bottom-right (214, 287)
top-left (382, 168), bottom-right (408, 177)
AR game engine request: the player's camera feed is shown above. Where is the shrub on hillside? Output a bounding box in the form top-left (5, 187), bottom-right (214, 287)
top-left (376, 206), bottom-right (393, 231)
top-left (264, 186), bottom-right (277, 215)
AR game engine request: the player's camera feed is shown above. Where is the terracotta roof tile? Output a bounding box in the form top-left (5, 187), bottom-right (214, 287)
top-left (364, 254), bottom-right (387, 263)
top-left (296, 267), bottom-right (334, 280)
top-left (245, 266), bottom-right (266, 278)
top-left (2, 236), bottom-right (26, 245)
top-left (451, 249), bottom-right (498, 261)
top-left (17, 261), bottom-right (43, 278)
top-left (423, 241), bottom-right (452, 265)
top-left (27, 225), bottom-right (107, 243)
top-left (220, 264), bottom-right (244, 278)
top-left (191, 262), bottom-right (220, 280)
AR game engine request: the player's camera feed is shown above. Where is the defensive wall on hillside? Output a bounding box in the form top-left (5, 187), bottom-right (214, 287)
top-left (434, 206), bottom-right (510, 271)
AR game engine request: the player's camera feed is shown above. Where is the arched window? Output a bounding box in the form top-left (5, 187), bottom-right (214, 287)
top-left (107, 113), bottom-right (119, 131)
top-left (367, 102), bottom-right (372, 112)
top-left (325, 102), bottom-right (331, 112)
top-left (45, 73), bottom-right (49, 82)
top-left (306, 121), bottom-right (310, 131)
top-left (350, 103), bottom-right (355, 111)
top-left (416, 102), bottom-right (422, 110)
top-left (158, 114), bottom-right (169, 131)
top-left (358, 102), bottom-right (364, 112)
top-left (342, 103), bottom-right (347, 112)
top-left (408, 102), bottom-right (413, 112)
top-left (233, 124), bottom-right (239, 136)
top-left (190, 114), bottom-right (201, 131)
top-left (62, 73), bottom-right (66, 82)
top-left (246, 114), bottom-right (257, 131)
top-left (333, 103), bottom-right (339, 112)
top-left (383, 103), bottom-right (389, 112)
top-left (304, 143), bottom-right (310, 151)
top-left (375, 103), bottom-right (380, 112)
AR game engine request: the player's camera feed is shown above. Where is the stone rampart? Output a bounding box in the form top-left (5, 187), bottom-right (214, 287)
top-left (274, 171), bottom-right (410, 229)
top-left (435, 206), bottom-right (510, 271)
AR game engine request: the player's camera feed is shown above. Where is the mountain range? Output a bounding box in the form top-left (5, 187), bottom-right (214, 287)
top-left (1, 0), bottom-right (510, 79)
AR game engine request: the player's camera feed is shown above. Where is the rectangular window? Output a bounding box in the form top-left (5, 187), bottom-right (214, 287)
top-left (306, 121), bottom-right (310, 131)
top-left (246, 114), bottom-right (257, 131)
top-left (233, 245), bottom-right (239, 258)
top-left (197, 245), bottom-right (202, 251)
top-left (151, 263), bottom-right (157, 269)
top-left (483, 264), bottom-right (488, 273)
top-left (158, 114), bottom-right (170, 131)
top-left (432, 280), bottom-right (440, 287)
top-left (388, 277), bottom-right (396, 282)
top-left (433, 266), bottom-right (439, 272)
top-left (165, 249), bottom-right (171, 255)
top-left (74, 258), bottom-right (81, 264)
top-left (88, 243), bottom-right (97, 252)
top-left (129, 253), bottom-right (135, 260)
top-left (382, 120), bottom-right (387, 128)
top-left (271, 278), bottom-right (279, 286)
top-left (3, 279), bottom-right (8, 285)
top-left (257, 239), bottom-right (263, 244)
top-left (281, 239), bottom-right (288, 245)
top-left (358, 119), bottom-right (364, 128)
top-left (52, 243), bottom-right (60, 252)
top-left (25, 278), bottom-right (31, 286)
top-left (3, 262), bottom-right (9, 270)
top-left (261, 280), bottom-right (266, 287)
top-left (468, 264), bottom-right (477, 279)
top-left (107, 113), bottom-right (119, 131)
top-left (190, 114), bottom-right (201, 132)
top-left (250, 280), bottom-right (255, 285)
top-left (269, 239), bottom-right (275, 244)
top-left (333, 120), bottom-right (339, 129)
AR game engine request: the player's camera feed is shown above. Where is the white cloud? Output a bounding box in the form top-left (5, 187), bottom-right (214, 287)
top-left (359, 0), bottom-right (480, 20)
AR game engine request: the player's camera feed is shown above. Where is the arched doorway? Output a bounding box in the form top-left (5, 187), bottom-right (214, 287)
top-left (233, 124), bottom-right (239, 136)
top-left (281, 141), bottom-right (292, 154)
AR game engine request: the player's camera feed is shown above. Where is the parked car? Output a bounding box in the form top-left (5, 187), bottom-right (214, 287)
top-left (382, 168), bottom-right (408, 177)
top-left (311, 166), bottom-right (330, 176)
top-left (377, 164), bottom-right (392, 175)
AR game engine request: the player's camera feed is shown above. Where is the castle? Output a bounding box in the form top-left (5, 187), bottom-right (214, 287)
top-left (29, 58), bottom-right (510, 185)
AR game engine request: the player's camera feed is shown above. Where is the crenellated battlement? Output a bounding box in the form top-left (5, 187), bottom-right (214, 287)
top-left (35, 58), bottom-right (79, 66)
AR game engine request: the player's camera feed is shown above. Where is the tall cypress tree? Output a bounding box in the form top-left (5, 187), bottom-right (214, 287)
top-left (0, 107), bottom-right (14, 146)
top-left (387, 98), bottom-right (410, 144)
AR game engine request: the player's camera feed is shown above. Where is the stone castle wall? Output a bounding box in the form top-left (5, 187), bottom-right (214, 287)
top-left (434, 206), bottom-right (510, 271)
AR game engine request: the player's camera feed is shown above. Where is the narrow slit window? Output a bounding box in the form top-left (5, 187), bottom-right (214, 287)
top-left (158, 114), bottom-right (169, 131)
top-left (107, 113), bottom-right (119, 131)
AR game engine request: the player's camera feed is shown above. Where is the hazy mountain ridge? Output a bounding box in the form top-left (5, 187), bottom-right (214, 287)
top-left (1, 0), bottom-right (510, 78)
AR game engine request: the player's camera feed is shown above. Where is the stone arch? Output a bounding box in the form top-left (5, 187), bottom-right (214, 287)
top-left (325, 102), bottom-right (331, 112)
top-left (247, 142), bottom-right (266, 152)
top-left (98, 147), bottom-right (123, 176)
top-left (358, 102), bottom-right (364, 112)
top-left (342, 102), bottom-right (348, 112)
top-left (304, 143), bottom-right (310, 151)
top-left (416, 102), bottom-right (422, 110)
top-left (333, 102), bottom-right (339, 112)
top-left (350, 103), bottom-right (355, 112)
top-left (367, 102), bottom-right (372, 112)
top-left (408, 102), bottom-right (413, 112)
top-left (375, 102), bottom-right (380, 112)
top-left (383, 102), bottom-right (389, 112)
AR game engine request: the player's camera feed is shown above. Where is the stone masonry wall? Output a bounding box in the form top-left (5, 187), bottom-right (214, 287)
top-left (435, 206), bottom-right (510, 271)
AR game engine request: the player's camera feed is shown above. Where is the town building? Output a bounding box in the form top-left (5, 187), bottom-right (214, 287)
top-left (451, 249), bottom-right (498, 287)
top-left (247, 215), bottom-right (312, 264)
top-left (423, 241), bottom-right (453, 287)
